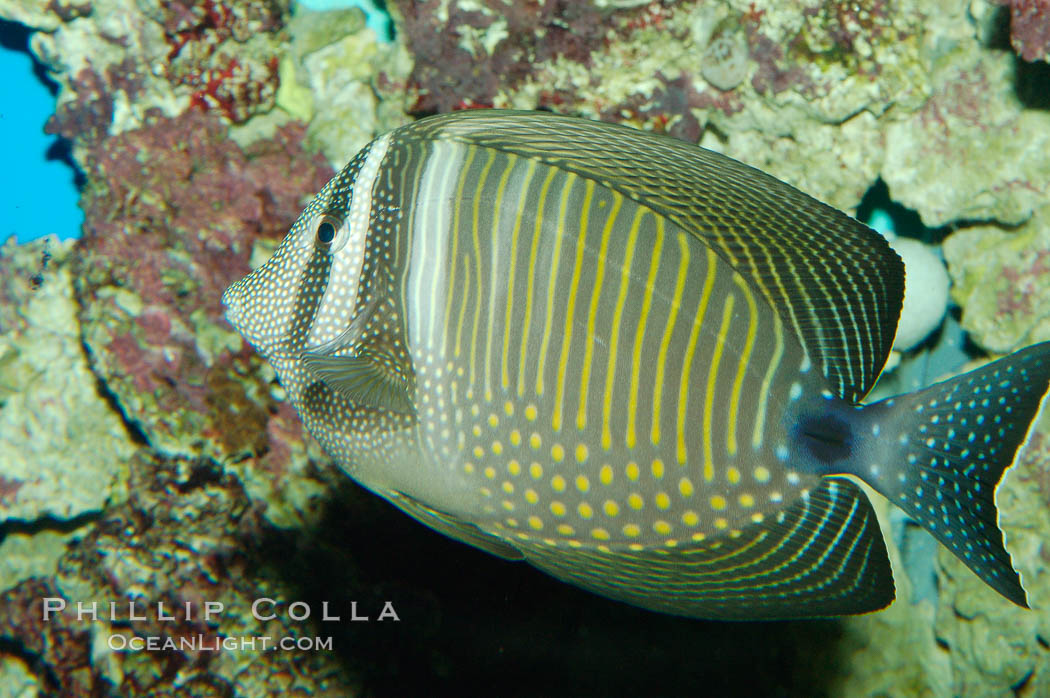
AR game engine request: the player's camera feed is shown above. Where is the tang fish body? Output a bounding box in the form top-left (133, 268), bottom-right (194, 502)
top-left (223, 110), bottom-right (1050, 620)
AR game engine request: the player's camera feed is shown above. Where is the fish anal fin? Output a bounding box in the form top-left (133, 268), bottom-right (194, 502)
top-left (517, 478), bottom-right (894, 620)
top-left (387, 491), bottom-right (524, 561)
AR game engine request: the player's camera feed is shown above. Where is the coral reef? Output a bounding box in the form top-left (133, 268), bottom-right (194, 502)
top-left (71, 107), bottom-right (336, 526)
top-left (2, 0), bottom-right (1050, 693)
top-left (0, 454), bottom-right (360, 696)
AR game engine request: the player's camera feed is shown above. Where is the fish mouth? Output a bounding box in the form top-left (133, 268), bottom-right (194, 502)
top-left (221, 283), bottom-right (245, 331)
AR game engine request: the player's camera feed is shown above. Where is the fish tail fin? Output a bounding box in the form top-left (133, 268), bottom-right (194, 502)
top-left (865, 342), bottom-right (1050, 607)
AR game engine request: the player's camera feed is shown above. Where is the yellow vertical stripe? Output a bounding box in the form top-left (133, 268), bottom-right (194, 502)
top-left (602, 207), bottom-right (646, 451)
top-left (727, 275), bottom-right (758, 456)
top-left (454, 252), bottom-right (472, 357)
top-left (535, 173), bottom-right (576, 397)
top-left (703, 293), bottom-right (736, 481)
top-left (483, 154), bottom-right (515, 401)
top-left (469, 150), bottom-right (497, 390)
top-left (517, 167), bottom-right (559, 397)
top-left (577, 192), bottom-right (622, 432)
top-left (626, 217), bottom-right (664, 449)
top-left (653, 234), bottom-right (690, 449)
top-left (501, 160), bottom-right (538, 391)
top-left (441, 147), bottom-right (476, 354)
top-left (678, 247), bottom-right (717, 468)
top-left (752, 308), bottom-right (785, 450)
top-left (553, 179), bottom-right (594, 432)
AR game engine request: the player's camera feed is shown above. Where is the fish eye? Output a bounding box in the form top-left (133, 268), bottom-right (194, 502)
top-left (315, 215), bottom-right (342, 247)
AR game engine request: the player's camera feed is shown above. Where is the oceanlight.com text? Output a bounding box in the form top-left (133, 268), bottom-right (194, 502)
top-left (107, 633), bottom-right (334, 652)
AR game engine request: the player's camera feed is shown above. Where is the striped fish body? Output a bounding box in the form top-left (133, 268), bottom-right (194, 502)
top-left (224, 110), bottom-right (1050, 620)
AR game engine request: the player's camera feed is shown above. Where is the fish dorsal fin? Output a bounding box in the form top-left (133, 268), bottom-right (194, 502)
top-left (515, 478), bottom-right (894, 620)
top-left (412, 110), bottom-right (904, 402)
top-left (386, 491), bottom-right (524, 561)
top-left (303, 293), bottom-right (416, 416)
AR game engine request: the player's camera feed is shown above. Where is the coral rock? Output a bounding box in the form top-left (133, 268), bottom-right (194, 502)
top-left (999, 0), bottom-right (1050, 63)
top-left (0, 237), bottom-right (133, 526)
top-left (943, 207), bottom-right (1050, 353)
top-left (73, 109), bottom-right (334, 525)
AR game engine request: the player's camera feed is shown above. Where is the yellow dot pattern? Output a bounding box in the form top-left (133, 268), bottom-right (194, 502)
top-left (435, 363), bottom-right (808, 551)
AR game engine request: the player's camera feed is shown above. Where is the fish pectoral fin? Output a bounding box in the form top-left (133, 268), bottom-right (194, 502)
top-left (387, 491), bottom-right (524, 561)
top-left (303, 349), bottom-right (415, 416)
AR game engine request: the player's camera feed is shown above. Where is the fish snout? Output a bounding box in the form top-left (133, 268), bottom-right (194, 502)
top-left (221, 282), bottom-right (245, 330)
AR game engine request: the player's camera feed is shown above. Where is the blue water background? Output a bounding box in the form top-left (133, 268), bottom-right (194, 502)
top-left (1, 19), bottom-right (83, 244)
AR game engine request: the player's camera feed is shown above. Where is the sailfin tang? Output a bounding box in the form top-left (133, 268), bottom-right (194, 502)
top-left (517, 479), bottom-right (893, 620)
top-left (867, 342), bottom-right (1050, 607)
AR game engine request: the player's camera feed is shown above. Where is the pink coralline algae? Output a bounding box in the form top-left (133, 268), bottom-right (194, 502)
top-left (999, 0), bottom-right (1050, 62)
top-left (398, 0), bottom-right (662, 114)
top-left (74, 109), bottom-right (333, 463)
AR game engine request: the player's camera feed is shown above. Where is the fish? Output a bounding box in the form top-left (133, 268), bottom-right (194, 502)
top-left (222, 109), bottom-right (1050, 620)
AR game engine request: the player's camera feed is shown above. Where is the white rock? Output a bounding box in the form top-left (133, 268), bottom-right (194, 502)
top-left (889, 237), bottom-right (950, 352)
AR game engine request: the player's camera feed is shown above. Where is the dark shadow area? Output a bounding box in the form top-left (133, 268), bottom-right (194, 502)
top-left (0, 18), bottom-right (57, 94)
top-left (374, 0), bottom-right (396, 41)
top-left (982, 4), bottom-right (1013, 52)
top-left (1016, 58), bottom-right (1050, 111)
top-left (258, 478), bottom-right (848, 697)
top-left (980, 2), bottom-right (1050, 111)
top-left (856, 179), bottom-right (931, 241)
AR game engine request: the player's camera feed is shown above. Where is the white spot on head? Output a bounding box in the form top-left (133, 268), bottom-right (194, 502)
top-left (776, 444), bottom-right (789, 461)
top-left (800, 354), bottom-right (811, 373)
top-left (871, 423), bottom-right (880, 437)
top-left (789, 382), bottom-right (802, 401)
top-left (786, 471), bottom-right (800, 485)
